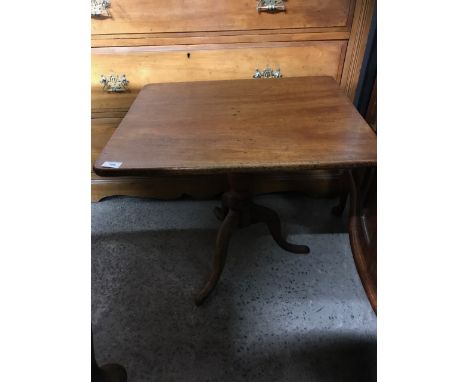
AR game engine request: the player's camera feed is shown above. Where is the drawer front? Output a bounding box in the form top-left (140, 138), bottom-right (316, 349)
top-left (91, 0), bottom-right (354, 35)
top-left (91, 118), bottom-right (120, 169)
top-left (92, 41), bottom-right (347, 113)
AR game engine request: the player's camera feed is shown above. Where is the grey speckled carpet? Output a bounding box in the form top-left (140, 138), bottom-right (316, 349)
top-left (92, 194), bottom-right (376, 382)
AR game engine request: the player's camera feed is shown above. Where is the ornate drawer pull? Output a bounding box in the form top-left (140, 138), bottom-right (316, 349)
top-left (256, 0), bottom-right (286, 13)
top-left (91, 0), bottom-right (111, 17)
top-left (100, 74), bottom-right (129, 92)
top-left (253, 67), bottom-right (282, 79)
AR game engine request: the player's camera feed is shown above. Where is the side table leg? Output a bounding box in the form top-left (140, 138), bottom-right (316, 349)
top-left (251, 203), bottom-right (310, 254)
top-left (332, 171), bottom-right (349, 217)
top-left (331, 191), bottom-right (348, 216)
top-left (195, 209), bottom-right (240, 305)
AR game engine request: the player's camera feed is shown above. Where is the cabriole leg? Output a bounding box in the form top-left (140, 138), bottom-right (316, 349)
top-left (251, 203), bottom-right (310, 254)
top-left (194, 209), bottom-right (240, 305)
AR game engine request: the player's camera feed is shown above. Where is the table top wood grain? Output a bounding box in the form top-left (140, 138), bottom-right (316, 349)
top-left (94, 76), bottom-right (376, 176)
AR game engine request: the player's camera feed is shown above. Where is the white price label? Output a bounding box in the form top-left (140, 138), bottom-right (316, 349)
top-left (101, 161), bottom-right (122, 169)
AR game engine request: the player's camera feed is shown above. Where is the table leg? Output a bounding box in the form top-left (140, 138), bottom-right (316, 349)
top-left (195, 173), bottom-right (309, 305)
top-left (250, 203), bottom-right (309, 254)
top-left (194, 209), bottom-right (240, 306)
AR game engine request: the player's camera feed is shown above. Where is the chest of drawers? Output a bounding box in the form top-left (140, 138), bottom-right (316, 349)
top-left (91, 0), bottom-right (375, 201)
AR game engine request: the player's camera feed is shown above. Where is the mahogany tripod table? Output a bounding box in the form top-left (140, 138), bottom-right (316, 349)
top-left (94, 76), bottom-right (377, 305)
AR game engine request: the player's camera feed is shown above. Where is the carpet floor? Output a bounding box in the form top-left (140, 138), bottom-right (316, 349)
top-left (92, 194), bottom-right (376, 382)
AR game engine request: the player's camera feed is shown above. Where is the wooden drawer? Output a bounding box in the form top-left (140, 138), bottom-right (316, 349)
top-left (91, 0), bottom-right (354, 35)
top-left (92, 118), bottom-right (120, 170)
top-left (92, 40), bottom-right (347, 113)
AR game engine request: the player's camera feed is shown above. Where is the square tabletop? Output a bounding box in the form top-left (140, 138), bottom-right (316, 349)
top-left (94, 76), bottom-right (376, 176)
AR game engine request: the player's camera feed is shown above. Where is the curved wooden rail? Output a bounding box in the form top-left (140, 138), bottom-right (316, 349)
top-left (347, 168), bottom-right (377, 313)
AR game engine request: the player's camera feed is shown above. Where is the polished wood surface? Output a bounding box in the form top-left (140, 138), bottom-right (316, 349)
top-left (91, 0), bottom-right (354, 35)
top-left (348, 168), bottom-right (377, 312)
top-left (91, 41), bottom-right (347, 114)
top-left (94, 76), bottom-right (376, 176)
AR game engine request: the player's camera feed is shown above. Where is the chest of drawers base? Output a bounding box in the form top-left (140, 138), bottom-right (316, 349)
top-left (91, 171), bottom-right (343, 202)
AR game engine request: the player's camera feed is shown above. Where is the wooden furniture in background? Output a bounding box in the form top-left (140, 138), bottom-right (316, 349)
top-left (348, 168), bottom-right (376, 312)
top-left (351, 76), bottom-right (377, 312)
top-left (94, 76), bottom-right (377, 304)
top-left (91, 0), bottom-right (376, 201)
top-left (366, 79), bottom-right (377, 132)
top-left (333, 77), bottom-right (377, 312)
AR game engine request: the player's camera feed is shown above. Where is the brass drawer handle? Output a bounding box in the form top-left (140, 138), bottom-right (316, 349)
top-left (91, 0), bottom-right (111, 17)
top-left (100, 74), bottom-right (129, 92)
top-left (253, 67), bottom-right (282, 79)
top-left (256, 0), bottom-right (286, 13)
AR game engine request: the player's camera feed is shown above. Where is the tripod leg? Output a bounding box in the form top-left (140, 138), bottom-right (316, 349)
top-left (195, 209), bottom-right (240, 305)
top-left (251, 203), bottom-right (309, 254)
